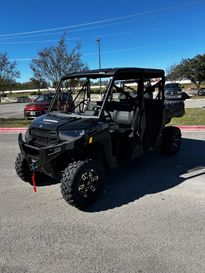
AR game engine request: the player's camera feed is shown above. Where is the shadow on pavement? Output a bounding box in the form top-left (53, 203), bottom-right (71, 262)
top-left (34, 173), bottom-right (59, 186)
top-left (31, 137), bottom-right (205, 211)
top-left (85, 137), bottom-right (205, 212)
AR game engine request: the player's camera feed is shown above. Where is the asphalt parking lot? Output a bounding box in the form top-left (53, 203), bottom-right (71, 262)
top-left (0, 103), bottom-right (27, 119)
top-left (0, 132), bottom-right (205, 273)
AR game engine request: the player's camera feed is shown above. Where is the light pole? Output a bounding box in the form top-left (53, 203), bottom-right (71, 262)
top-left (96, 38), bottom-right (102, 95)
top-left (96, 38), bottom-right (101, 69)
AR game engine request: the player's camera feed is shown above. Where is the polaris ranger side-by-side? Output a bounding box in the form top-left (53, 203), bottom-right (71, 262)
top-left (15, 68), bottom-right (185, 208)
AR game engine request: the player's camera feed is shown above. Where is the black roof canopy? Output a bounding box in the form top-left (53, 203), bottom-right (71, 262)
top-left (62, 67), bottom-right (165, 80)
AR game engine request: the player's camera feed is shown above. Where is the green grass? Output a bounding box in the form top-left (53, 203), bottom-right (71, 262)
top-left (169, 108), bottom-right (205, 126)
top-left (0, 118), bottom-right (31, 128)
top-left (181, 82), bottom-right (205, 90)
top-left (189, 95), bottom-right (205, 99)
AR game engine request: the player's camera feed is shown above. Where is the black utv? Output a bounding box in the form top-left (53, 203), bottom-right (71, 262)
top-left (15, 68), bottom-right (184, 208)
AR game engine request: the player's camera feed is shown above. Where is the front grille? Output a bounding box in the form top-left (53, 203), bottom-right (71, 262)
top-left (31, 128), bottom-right (59, 147)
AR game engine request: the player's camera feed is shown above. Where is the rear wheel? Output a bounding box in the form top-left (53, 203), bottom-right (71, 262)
top-left (160, 126), bottom-right (181, 156)
top-left (60, 159), bottom-right (104, 209)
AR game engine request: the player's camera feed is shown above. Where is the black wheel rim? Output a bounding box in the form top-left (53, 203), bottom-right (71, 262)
top-left (78, 169), bottom-right (99, 198)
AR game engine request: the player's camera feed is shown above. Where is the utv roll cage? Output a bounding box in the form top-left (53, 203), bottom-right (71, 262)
top-left (48, 67), bottom-right (165, 119)
top-left (16, 67), bottom-right (184, 209)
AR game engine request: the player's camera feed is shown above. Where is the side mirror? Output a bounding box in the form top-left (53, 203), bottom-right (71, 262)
top-left (181, 92), bottom-right (190, 100)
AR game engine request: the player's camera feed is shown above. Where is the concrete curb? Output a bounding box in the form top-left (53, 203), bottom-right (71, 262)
top-left (178, 125), bottom-right (205, 131)
top-left (0, 126), bottom-right (205, 134)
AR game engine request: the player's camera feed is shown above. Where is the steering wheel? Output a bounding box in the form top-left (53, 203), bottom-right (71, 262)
top-left (92, 105), bottom-right (101, 111)
top-left (103, 110), bottom-right (112, 121)
top-left (92, 106), bottom-right (112, 121)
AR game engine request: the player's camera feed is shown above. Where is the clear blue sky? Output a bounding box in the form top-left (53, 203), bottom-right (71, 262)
top-left (1, 0), bottom-right (205, 82)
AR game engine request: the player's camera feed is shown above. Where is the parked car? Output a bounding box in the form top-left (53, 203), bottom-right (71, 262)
top-left (165, 83), bottom-right (182, 100)
top-left (24, 93), bottom-right (54, 119)
top-left (198, 88), bottom-right (205, 96)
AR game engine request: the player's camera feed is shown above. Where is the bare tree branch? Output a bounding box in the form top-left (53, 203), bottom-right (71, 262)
top-left (30, 34), bottom-right (88, 87)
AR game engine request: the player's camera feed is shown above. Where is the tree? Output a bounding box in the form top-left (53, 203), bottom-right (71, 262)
top-left (29, 78), bottom-right (48, 90)
top-left (31, 35), bottom-right (87, 87)
top-left (166, 54), bottom-right (205, 90)
top-left (0, 52), bottom-right (20, 101)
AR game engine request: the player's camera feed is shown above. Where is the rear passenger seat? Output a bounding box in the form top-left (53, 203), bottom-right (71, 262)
top-left (112, 110), bottom-right (133, 127)
top-left (84, 100), bottom-right (135, 128)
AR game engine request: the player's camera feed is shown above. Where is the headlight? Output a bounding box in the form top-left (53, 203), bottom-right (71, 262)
top-left (25, 127), bottom-right (33, 142)
top-left (59, 130), bottom-right (85, 141)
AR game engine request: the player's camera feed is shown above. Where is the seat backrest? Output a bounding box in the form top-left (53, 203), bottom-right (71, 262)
top-left (113, 110), bottom-right (133, 126)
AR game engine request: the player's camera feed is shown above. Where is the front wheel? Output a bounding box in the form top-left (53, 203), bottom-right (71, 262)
top-left (160, 126), bottom-right (181, 156)
top-left (15, 153), bottom-right (50, 186)
top-left (60, 159), bottom-right (104, 209)
top-left (15, 153), bottom-right (32, 183)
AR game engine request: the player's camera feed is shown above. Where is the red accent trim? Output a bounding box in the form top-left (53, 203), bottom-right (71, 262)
top-left (32, 173), bottom-right (37, 193)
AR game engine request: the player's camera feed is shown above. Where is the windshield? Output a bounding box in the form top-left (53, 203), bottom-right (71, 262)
top-left (165, 83), bottom-right (180, 88)
top-left (49, 76), bottom-right (112, 118)
top-left (35, 94), bottom-right (54, 102)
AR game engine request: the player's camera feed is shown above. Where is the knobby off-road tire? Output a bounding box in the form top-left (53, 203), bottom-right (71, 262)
top-left (15, 153), bottom-right (32, 183)
top-left (160, 126), bottom-right (181, 156)
top-left (15, 153), bottom-right (51, 186)
top-left (60, 159), bottom-right (104, 209)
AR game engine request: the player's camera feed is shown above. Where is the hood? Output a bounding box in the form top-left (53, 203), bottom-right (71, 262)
top-left (25, 101), bottom-right (50, 108)
top-left (31, 113), bottom-right (99, 131)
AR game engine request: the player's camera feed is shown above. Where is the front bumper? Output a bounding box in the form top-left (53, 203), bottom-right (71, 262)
top-left (164, 92), bottom-right (182, 100)
top-left (18, 133), bottom-right (75, 177)
top-left (24, 110), bottom-right (45, 119)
